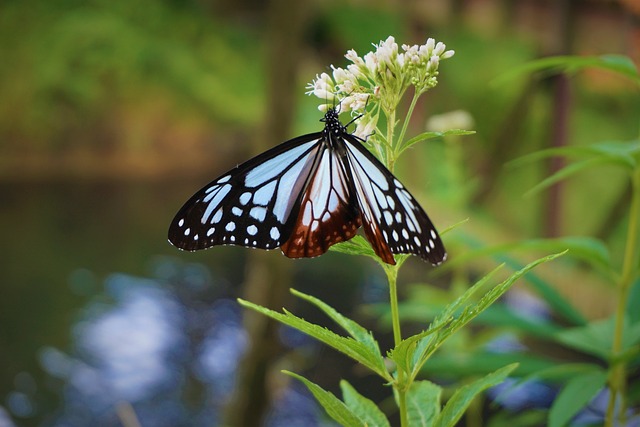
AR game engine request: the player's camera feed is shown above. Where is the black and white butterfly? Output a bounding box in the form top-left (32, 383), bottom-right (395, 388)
top-left (168, 108), bottom-right (446, 266)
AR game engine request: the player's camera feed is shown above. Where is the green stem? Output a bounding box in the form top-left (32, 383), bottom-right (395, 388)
top-left (395, 91), bottom-right (421, 160)
top-left (385, 264), bottom-right (408, 427)
top-left (605, 166), bottom-right (640, 426)
top-left (386, 109), bottom-right (397, 171)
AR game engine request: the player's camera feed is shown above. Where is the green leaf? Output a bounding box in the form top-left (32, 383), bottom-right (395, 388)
top-left (238, 298), bottom-right (390, 379)
top-left (291, 289), bottom-right (386, 367)
top-left (548, 370), bottom-right (607, 427)
top-left (330, 235), bottom-right (377, 259)
top-left (424, 351), bottom-right (555, 379)
top-left (445, 237), bottom-right (612, 281)
top-left (507, 140), bottom-right (640, 171)
top-left (513, 362), bottom-right (603, 387)
top-left (398, 129), bottom-right (475, 156)
top-left (340, 380), bottom-right (390, 427)
top-left (476, 304), bottom-right (562, 339)
top-left (434, 364), bottom-right (518, 427)
top-left (554, 316), bottom-right (640, 359)
top-left (388, 324), bottom-right (446, 374)
top-left (284, 371), bottom-right (364, 427)
top-left (553, 323), bottom-right (612, 359)
top-left (524, 157), bottom-right (624, 197)
top-left (493, 54), bottom-right (640, 86)
top-left (329, 235), bottom-right (395, 267)
top-left (413, 253), bottom-right (565, 374)
top-left (405, 380), bottom-right (442, 426)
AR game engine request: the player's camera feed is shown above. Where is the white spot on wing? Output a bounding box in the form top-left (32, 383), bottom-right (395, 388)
top-left (212, 209), bottom-right (223, 224)
top-left (247, 225), bottom-right (258, 235)
top-left (184, 228), bottom-right (191, 236)
top-left (178, 218), bottom-right (184, 227)
top-left (226, 222), bottom-right (236, 232)
top-left (239, 192), bottom-right (252, 205)
top-left (249, 206), bottom-right (267, 222)
top-left (270, 227), bottom-right (280, 240)
top-left (253, 180), bottom-right (277, 207)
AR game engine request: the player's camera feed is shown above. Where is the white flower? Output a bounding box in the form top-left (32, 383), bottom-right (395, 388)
top-left (332, 66), bottom-right (350, 84)
top-left (363, 51), bottom-right (378, 75)
top-left (433, 41), bottom-right (446, 57)
top-left (376, 36), bottom-right (398, 66)
top-left (307, 72), bottom-right (334, 100)
top-left (348, 93), bottom-right (369, 112)
top-left (441, 50), bottom-right (455, 59)
top-left (425, 38), bottom-right (435, 54)
top-left (427, 55), bottom-right (440, 72)
top-left (354, 115), bottom-right (377, 139)
top-left (426, 110), bottom-right (474, 132)
top-left (345, 49), bottom-right (363, 66)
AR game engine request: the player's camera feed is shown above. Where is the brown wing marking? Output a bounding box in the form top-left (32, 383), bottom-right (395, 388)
top-left (280, 150), bottom-right (361, 259)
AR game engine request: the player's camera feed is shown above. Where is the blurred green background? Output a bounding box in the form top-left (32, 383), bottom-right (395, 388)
top-left (1, 0), bottom-right (638, 426)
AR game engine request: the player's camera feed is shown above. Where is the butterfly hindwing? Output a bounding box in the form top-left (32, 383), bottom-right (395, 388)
top-left (281, 145), bottom-right (362, 258)
top-left (168, 133), bottom-right (323, 251)
top-left (342, 133), bottom-right (446, 265)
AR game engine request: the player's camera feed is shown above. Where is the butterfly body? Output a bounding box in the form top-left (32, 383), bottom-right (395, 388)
top-left (169, 109), bottom-right (446, 266)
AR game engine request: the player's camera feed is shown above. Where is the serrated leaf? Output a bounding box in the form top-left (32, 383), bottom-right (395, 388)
top-left (413, 253), bottom-right (565, 375)
top-left (330, 235), bottom-right (377, 258)
top-left (406, 380), bottom-right (442, 426)
top-left (340, 380), bottom-right (390, 427)
top-left (330, 235), bottom-right (397, 267)
top-left (238, 298), bottom-right (390, 379)
top-left (388, 324), bottom-right (446, 374)
top-left (548, 370), bottom-right (607, 427)
top-left (291, 289), bottom-right (386, 371)
top-left (434, 364), bottom-right (518, 427)
top-left (284, 371), bottom-right (364, 427)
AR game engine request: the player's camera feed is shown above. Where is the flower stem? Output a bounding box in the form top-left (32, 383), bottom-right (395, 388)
top-left (385, 264), bottom-right (408, 427)
top-left (386, 109), bottom-right (397, 171)
top-left (605, 165), bottom-right (640, 426)
top-left (395, 91), bottom-right (421, 159)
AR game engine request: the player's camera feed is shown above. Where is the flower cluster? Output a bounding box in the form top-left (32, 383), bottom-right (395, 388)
top-left (306, 36), bottom-right (454, 114)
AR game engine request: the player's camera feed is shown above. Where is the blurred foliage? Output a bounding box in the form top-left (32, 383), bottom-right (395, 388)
top-left (2, 0), bottom-right (640, 426)
top-left (0, 0), bottom-right (263, 154)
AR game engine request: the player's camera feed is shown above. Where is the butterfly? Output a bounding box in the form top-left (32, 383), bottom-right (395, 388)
top-left (168, 108), bottom-right (446, 266)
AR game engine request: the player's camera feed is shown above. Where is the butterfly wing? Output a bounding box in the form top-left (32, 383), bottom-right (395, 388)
top-left (342, 134), bottom-right (447, 266)
top-left (280, 145), bottom-right (362, 258)
top-left (168, 133), bottom-right (323, 251)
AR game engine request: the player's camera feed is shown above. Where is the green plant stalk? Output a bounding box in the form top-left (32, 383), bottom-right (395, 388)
top-left (606, 166), bottom-right (640, 426)
top-left (394, 91), bottom-right (421, 160)
top-left (385, 264), bottom-right (409, 427)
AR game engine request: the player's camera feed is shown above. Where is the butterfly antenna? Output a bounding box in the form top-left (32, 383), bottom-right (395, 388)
top-left (343, 94), bottom-right (370, 128)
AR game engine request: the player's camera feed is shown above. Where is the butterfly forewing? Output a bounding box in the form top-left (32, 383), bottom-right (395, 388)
top-left (168, 134), bottom-right (323, 251)
top-left (342, 133), bottom-right (446, 265)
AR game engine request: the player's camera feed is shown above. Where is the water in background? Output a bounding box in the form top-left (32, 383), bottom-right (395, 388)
top-left (0, 179), bottom-right (374, 426)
